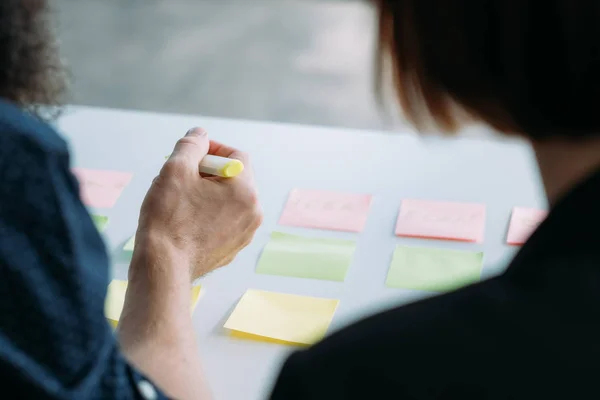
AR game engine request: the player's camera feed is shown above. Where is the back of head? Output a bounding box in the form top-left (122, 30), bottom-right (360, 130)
top-left (374, 0), bottom-right (600, 140)
top-left (0, 0), bottom-right (66, 118)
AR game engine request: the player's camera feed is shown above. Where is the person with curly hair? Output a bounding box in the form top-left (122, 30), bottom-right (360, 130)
top-left (0, 1), bottom-right (261, 399)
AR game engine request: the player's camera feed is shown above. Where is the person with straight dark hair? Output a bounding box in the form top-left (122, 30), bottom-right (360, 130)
top-left (269, 1), bottom-right (600, 398)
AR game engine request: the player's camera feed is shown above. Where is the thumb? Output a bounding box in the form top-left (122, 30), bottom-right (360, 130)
top-left (170, 127), bottom-right (210, 169)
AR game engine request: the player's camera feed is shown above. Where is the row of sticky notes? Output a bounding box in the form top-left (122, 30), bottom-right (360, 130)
top-left (72, 169), bottom-right (546, 245)
top-left (257, 231), bottom-right (483, 291)
top-left (279, 189), bottom-right (546, 245)
top-left (119, 230), bottom-right (484, 291)
top-left (73, 169), bottom-right (546, 246)
top-left (105, 256), bottom-right (481, 346)
top-left (103, 281), bottom-right (337, 346)
top-left (117, 197), bottom-right (542, 293)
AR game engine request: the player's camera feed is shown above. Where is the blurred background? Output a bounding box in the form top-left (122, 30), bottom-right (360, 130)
top-left (55, 0), bottom-right (387, 131)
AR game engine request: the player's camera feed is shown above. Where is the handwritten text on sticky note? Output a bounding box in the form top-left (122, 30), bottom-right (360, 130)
top-left (279, 189), bottom-right (372, 232)
top-left (72, 168), bottom-right (132, 208)
top-left (506, 207), bottom-right (547, 245)
top-left (395, 199), bottom-right (486, 242)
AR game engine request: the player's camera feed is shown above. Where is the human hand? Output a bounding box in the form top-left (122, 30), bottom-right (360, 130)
top-left (134, 128), bottom-right (262, 281)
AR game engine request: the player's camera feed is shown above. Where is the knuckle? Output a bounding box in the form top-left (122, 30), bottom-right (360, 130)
top-left (236, 151), bottom-right (250, 163)
top-left (176, 136), bottom-right (199, 148)
top-left (245, 189), bottom-right (259, 206)
top-left (161, 158), bottom-right (187, 177)
top-left (231, 184), bottom-right (259, 207)
top-left (241, 236), bottom-right (254, 249)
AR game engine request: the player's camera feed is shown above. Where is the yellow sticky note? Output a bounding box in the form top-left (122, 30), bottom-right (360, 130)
top-left (224, 289), bottom-right (339, 346)
top-left (105, 280), bottom-right (129, 326)
top-left (105, 280), bottom-right (202, 328)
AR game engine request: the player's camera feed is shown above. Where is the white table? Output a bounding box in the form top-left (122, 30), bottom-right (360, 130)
top-left (58, 106), bottom-right (546, 400)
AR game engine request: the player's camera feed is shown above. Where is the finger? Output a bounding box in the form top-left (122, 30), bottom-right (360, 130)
top-left (208, 140), bottom-right (250, 165)
top-left (208, 140), bottom-right (253, 182)
top-left (169, 127), bottom-right (210, 170)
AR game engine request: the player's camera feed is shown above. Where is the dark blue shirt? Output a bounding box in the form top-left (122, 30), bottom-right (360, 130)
top-left (0, 100), bottom-right (167, 399)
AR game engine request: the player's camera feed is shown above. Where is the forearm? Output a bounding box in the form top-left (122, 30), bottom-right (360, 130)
top-left (118, 236), bottom-right (211, 399)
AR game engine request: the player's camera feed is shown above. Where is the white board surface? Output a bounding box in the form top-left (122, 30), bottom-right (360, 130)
top-left (58, 106), bottom-right (546, 400)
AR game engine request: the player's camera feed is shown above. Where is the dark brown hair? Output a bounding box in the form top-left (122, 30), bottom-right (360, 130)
top-left (374, 0), bottom-right (600, 139)
top-left (0, 0), bottom-right (67, 119)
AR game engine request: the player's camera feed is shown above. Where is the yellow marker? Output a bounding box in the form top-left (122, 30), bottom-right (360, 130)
top-left (199, 155), bottom-right (244, 177)
top-left (165, 154), bottom-right (244, 178)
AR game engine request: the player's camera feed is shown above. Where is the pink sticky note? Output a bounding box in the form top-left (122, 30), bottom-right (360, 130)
top-left (395, 199), bottom-right (486, 242)
top-left (279, 189), bottom-right (372, 232)
top-left (506, 207), bottom-right (547, 245)
top-left (72, 168), bottom-right (133, 208)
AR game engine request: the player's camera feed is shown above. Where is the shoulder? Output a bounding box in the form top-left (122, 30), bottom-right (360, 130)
top-left (0, 99), bottom-right (67, 158)
top-left (313, 276), bottom-right (512, 358)
top-left (272, 277), bottom-right (518, 399)
top-left (0, 100), bottom-right (72, 201)
top-left (0, 100), bottom-right (79, 240)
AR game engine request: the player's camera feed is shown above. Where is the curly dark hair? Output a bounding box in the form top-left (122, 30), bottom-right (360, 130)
top-left (0, 0), bottom-right (67, 119)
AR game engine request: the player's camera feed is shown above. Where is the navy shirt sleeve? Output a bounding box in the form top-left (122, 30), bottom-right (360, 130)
top-left (0, 102), bottom-right (167, 399)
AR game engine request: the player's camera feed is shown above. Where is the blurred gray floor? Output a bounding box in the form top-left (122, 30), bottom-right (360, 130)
top-left (55, 0), bottom-right (386, 131)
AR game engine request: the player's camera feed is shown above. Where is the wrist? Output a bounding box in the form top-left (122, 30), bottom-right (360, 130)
top-left (118, 234), bottom-right (202, 391)
top-left (120, 234), bottom-right (194, 337)
top-left (129, 231), bottom-right (192, 286)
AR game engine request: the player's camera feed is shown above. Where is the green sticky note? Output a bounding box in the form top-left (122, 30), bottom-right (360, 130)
top-left (386, 245), bottom-right (484, 292)
top-left (124, 235), bottom-right (135, 252)
top-left (256, 232), bottom-right (356, 282)
top-left (92, 215), bottom-right (109, 232)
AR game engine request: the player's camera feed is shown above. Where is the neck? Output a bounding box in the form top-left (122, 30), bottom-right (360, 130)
top-left (532, 137), bottom-right (600, 207)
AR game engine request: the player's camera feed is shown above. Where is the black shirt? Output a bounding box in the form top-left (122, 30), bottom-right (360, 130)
top-left (270, 166), bottom-right (600, 399)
